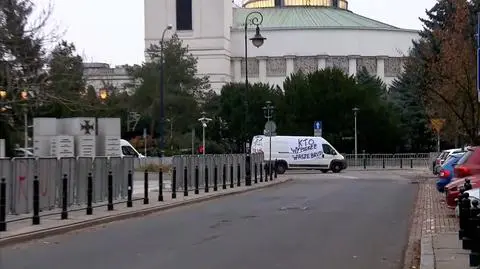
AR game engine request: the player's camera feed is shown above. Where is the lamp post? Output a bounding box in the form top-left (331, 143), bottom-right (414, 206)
top-left (0, 88), bottom-right (6, 112)
top-left (198, 112), bottom-right (212, 155)
top-left (244, 11), bottom-right (266, 153)
top-left (20, 90), bottom-right (29, 150)
top-left (352, 107), bottom-right (359, 162)
top-left (244, 11), bottom-right (266, 186)
top-left (165, 118), bottom-right (173, 150)
top-left (159, 24), bottom-right (173, 158)
top-left (263, 101), bottom-right (274, 175)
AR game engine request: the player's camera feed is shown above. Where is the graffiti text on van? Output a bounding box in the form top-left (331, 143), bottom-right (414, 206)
top-left (292, 151), bottom-right (323, 160)
top-left (290, 139), bottom-right (317, 154)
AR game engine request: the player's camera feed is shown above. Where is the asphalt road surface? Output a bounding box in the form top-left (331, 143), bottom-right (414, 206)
top-left (1, 171), bottom-right (417, 269)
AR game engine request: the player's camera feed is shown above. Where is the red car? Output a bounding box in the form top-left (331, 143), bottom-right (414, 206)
top-left (445, 147), bottom-right (480, 208)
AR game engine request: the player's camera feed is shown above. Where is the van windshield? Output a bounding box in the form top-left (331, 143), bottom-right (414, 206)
top-left (122, 146), bottom-right (138, 157)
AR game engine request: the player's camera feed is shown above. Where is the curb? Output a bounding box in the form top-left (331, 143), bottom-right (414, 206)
top-left (420, 235), bottom-right (435, 269)
top-left (0, 178), bottom-right (292, 247)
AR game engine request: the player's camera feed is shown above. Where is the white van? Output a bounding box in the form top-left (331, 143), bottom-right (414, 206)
top-left (120, 139), bottom-right (145, 158)
top-left (251, 135), bottom-right (346, 174)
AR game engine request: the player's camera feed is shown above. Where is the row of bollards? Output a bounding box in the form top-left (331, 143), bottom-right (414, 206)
top-left (0, 160), bottom-right (278, 232)
top-left (456, 179), bottom-right (480, 267)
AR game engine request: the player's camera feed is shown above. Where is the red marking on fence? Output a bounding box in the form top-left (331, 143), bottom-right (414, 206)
top-left (17, 176), bottom-right (27, 201)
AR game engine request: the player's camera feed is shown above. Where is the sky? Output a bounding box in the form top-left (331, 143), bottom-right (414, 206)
top-left (33, 0), bottom-right (438, 66)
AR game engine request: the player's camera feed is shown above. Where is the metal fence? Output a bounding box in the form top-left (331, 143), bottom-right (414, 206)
top-left (0, 157), bottom-right (134, 215)
top-left (343, 153), bottom-right (430, 169)
top-left (170, 153), bottom-right (264, 190)
top-left (0, 154), bottom-right (264, 217)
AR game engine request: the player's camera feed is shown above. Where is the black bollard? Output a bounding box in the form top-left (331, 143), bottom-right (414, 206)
top-left (382, 159), bottom-right (385, 169)
top-left (269, 162), bottom-right (273, 181)
top-left (400, 159), bottom-right (403, 169)
top-left (237, 163), bottom-right (241, 187)
top-left (254, 163), bottom-right (258, 184)
top-left (204, 166), bottom-right (209, 193)
top-left (32, 176), bottom-right (40, 225)
top-left (410, 159), bottom-right (413, 168)
top-left (465, 179), bottom-right (473, 191)
top-left (195, 166), bottom-right (199, 194)
top-left (459, 190), bottom-right (469, 239)
top-left (127, 170), bottom-right (133, 207)
top-left (0, 178), bottom-right (6, 231)
top-left (214, 165), bottom-right (218, 191)
top-left (464, 200), bottom-right (480, 250)
top-left (183, 166), bottom-right (188, 197)
top-left (172, 167), bottom-right (177, 199)
top-left (230, 164), bottom-right (234, 188)
top-left (222, 164), bottom-right (227, 190)
top-left (61, 174), bottom-right (68, 220)
top-left (159, 169), bottom-right (164, 201)
top-left (274, 159), bottom-right (278, 179)
top-left (245, 155), bottom-right (251, 186)
top-left (86, 173), bottom-right (93, 215)
top-left (260, 162), bottom-right (263, 183)
top-left (143, 170), bottom-right (149, 204)
top-left (107, 171), bottom-right (114, 211)
top-left (264, 163), bottom-right (268, 182)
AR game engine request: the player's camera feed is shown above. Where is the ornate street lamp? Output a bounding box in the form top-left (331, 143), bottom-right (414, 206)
top-left (243, 11), bottom-right (266, 186)
top-left (159, 24), bottom-right (173, 158)
top-left (198, 112), bottom-right (212, 155)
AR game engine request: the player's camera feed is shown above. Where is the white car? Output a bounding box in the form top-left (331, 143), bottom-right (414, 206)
top-left (455, 188), bottom-right (480, 217)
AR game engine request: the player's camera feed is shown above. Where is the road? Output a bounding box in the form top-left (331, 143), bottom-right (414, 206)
top-left (1, 171), bottom-right (417, 269)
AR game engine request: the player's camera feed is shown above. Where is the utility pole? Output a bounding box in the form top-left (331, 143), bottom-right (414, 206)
top-left (352, 107), bottom-right (359, 162)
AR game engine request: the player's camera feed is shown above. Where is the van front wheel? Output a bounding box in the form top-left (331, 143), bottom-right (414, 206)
top-left (331, 162), bottom-right (342, 173)
top-left (276, 161), bottom-right (287, 175)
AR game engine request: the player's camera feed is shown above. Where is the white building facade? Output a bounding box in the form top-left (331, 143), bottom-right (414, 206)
top-left (144, 0), bottom-right (419, 92)
top-left (83, 63), bottom-right (134, 94)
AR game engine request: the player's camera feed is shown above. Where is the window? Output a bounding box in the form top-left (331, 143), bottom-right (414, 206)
top-left (457, 150), bottom-right (473, 165)
top-left (322, 144), bottom-right (336, 155)
top-left (122, 146), bottom-right (138, 157)
top-left (176, 0), bottom-right (192, 31)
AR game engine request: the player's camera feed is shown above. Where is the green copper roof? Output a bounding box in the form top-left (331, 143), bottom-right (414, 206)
top-left (232, 7), bottom-right (400, 30)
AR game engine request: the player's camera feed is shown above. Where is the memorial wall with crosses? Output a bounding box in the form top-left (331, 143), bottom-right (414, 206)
top-left (33, 117), bottom-right (122, 158)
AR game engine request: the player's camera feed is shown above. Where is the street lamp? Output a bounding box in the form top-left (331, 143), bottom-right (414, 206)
top-left (165, 118), bottom-right (174, 150)
top-left (0, 88), bottom-right (7, 112)
top-left (352, 107), bottom-right (360, 162)
top-left (244, 11), bottom-right (266, 186)
top-left (159, 23), bottom-right (173, 158)
top-left (198, 112), bottom-right (212, 155)
top-left (99, 88), bottom-right (108, 101)
top-left (263, 101), bottom-right (275, 177)
top-left (244, 11), bottom-right (266, 153)
top-left (20, 90), bottom-right (29, 150)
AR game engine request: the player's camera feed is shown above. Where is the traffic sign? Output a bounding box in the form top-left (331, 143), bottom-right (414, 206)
top-left (430, 118), bottom-right (445, 133)
top-left (313, 121), bottom-right (322, 137)
top-left (264, 120), bottom-right (276, 136)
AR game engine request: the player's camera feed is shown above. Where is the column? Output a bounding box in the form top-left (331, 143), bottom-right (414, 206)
top-left (348, 55), bottom-right (360, 76)
top-left (317, 54), bottom-right (327, 70)
top-left (257, 57), bottom-right (267, 83)
top-left (285, 55), bottom-right (295, 77)
top-left (232, 57), bottom-right (241, 83)
top-left (376, 56), bottom-right (387, 79)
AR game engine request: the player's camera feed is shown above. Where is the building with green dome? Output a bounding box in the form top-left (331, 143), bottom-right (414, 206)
top-left (145, 0), bottom-right (418, 91)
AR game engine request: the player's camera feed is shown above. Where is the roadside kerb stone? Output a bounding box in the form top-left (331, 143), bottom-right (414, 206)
top-left (0, 176), bottom-right (292, 247)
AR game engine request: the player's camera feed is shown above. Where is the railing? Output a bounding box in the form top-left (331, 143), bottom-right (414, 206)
top-left (0, 153), bottom-right (266, 232)
top-left (343, 153), bottom-right (431, 169)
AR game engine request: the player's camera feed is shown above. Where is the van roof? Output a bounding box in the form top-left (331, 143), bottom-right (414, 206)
top-left (253, 135), bottom-right (330, 144)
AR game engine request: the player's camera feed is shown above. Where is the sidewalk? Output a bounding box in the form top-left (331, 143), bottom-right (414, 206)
top-left (414, 175), bottom-right (469, 269)
top-left (0, 176), bottom-right (291, 246)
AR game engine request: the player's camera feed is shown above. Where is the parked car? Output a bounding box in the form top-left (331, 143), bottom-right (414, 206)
top-left (433, 148), bottom-right (466, 175)
top-left (445, 147), bottom-right (480, 208)
top-left (436, 152), bottom-right (465, 192)
top-left (455, 187), bottom-right (480, 217)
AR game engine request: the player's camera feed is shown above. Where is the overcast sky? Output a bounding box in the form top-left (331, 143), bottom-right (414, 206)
top-left (33, 0), bottom-right (437, 66)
